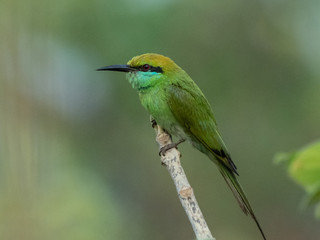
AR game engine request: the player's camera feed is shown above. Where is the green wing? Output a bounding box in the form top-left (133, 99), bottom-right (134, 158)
top-left (166, 83), bottom-right (267, 239)
top-left (165, 82), bottom-right (238, 174)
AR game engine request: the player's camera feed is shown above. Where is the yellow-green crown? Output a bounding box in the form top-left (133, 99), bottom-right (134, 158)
top-left (127, 53), bottom-right (180, 73)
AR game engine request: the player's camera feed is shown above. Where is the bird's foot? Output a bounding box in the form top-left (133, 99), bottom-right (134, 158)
top-left (159, 139), bottom-right (186, 156)
top-left (151, 118), bottom-right (157, 128)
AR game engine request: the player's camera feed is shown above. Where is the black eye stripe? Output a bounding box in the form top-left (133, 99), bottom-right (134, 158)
top-left (135, 65), bottom-right (163, 73)
top-left (150, 66), bottom-right (163, 73)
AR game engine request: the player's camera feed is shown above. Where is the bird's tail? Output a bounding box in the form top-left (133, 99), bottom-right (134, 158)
top-left (219, 165), bottom-right (266, 240)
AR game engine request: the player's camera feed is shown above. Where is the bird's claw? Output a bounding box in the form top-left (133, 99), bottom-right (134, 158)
top-left (158, 139), bottom-right (186, 156)
top-left (151, 119), bottom-right (157, 128)
top-left (159, 143), bottom-right (178, 156)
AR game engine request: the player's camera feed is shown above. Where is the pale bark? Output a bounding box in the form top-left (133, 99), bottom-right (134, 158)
top-left (151, 117), bottom-right (215, 240)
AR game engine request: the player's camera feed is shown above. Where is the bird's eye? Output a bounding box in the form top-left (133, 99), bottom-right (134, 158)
top-left (141, 64), bottom-right (151, 72)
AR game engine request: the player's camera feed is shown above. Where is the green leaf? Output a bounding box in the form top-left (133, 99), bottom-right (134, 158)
top-left (276, 140), bottom-right (320, 218)
top-left (274, 151), bottom-right (297, 165)
top-left (288, 141), bottom-right (320, 191)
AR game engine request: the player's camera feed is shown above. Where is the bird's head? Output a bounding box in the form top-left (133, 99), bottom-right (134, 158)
top-left (97, 53), bottom-right (182, 90)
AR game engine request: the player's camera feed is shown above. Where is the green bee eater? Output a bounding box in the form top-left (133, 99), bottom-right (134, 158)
top-left (98, 53), bottom-right (266, 240)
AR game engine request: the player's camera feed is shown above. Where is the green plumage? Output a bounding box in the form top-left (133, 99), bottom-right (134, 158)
top-left (98, 53), bottom-right (266, 240)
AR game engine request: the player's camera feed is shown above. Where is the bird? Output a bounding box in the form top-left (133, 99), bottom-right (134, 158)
top-left (97, 53), bottom-right (266, 239)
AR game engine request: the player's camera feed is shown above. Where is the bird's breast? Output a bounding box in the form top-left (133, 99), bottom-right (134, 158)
top-left (139, 89), bottom-right (186, 139)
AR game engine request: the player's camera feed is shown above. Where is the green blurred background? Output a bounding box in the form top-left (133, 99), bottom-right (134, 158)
top-left (1, 0), bottom-right (320, 239)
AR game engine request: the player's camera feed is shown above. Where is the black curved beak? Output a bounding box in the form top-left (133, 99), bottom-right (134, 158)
top-left (96, 64), bottom-right (135, 72)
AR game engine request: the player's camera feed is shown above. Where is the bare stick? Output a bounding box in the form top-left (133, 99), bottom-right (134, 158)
top-left (151, 117), bottom-right (215, 240)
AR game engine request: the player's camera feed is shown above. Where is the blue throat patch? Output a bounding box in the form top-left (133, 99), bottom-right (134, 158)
top-left (127, 71), bottom-right (161, 90)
